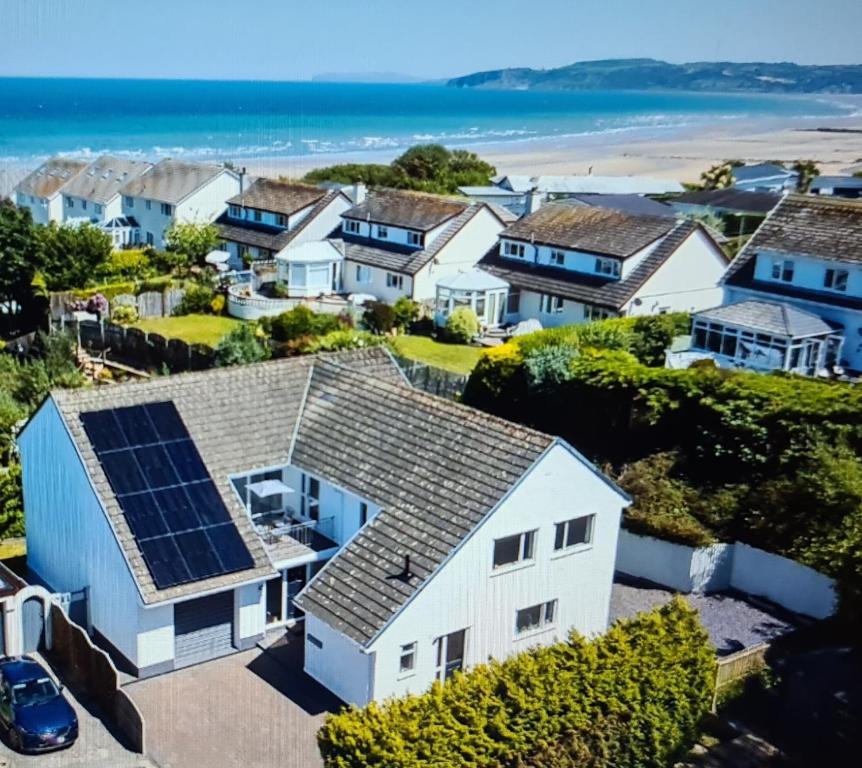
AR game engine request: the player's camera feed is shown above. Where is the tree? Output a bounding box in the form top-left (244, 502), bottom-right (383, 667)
top-left (164, 222), bottom-right (221, 268)
top-left (392, 296), bottom-right (420, 331)
top-left (699, 162), bottom-right (735, 190)
top-left (0, 199), bottom-right (44, 333)
top-left (0, 463), bottom-right (23, 539)
top-left (362, 301), bottom-right (396, 334)
top-left (792, 159), bottom-right (820, 192)
top-left (38, 222), bottom-right (112, 290)
top-left (213, 324), bottom-right (271, 367)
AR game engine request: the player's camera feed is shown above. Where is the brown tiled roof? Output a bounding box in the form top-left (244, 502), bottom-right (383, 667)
top-left (226, 178), bottom-right (326, 217)
top-left (15, 158), bottom-right (88, 199)
top-left (481, 221), bottom-right (709, 311)
top-left (48, 348), bottom-right (406, 604)
top-left (502, 202), bottom-right (677, 257)
top-left (61, 155), bottom-right (153, 204)
top-left (343, 189), bottom-right (469, 231)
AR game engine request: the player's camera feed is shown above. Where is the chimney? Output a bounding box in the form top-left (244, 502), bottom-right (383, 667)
top-left (352, 182), bottom-right (367, 205)
top-left (525, 186), bottom-right (543, 215)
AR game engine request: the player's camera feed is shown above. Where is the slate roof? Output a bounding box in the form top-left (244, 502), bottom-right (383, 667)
top-left (226, 179), bottom-right (326, 217)
top-left (216, 190), bottom-right (345, 253)
top-left (61, 155), bottom-right (153, 203)
top-left (119, 159), bottom-right (231, 204)
top-left (336, 203), bottom-right (486, 275)
top-left (496, 174), bottom-right (683, 195)
top-left (47, 347), bottom-right (406, 605)
top-left (564, 194), bottom-right (674, 217)
top-left (724, 196), bottom-right (862, 298)
top-left (292, 363), bottom-right (556, 646)
top-left (481, 221), bottom-right (713, 311)
top-left (695, 300), bottom-right (836, 338)
top-left (15, 158), bottom-right (88, 199)
top-left (733, 163), bottom-right (797, 182)
top-left (810, 176), bottom-right (862, 192)
top-left (670, 188), bottom-right (781, 215)
top-left (502, 203), bottom-right (678, 258)
top-left (343, 189), bottom-right (468, 231)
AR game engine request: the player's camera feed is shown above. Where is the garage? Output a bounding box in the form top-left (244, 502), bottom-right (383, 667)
top-left (174, 591), bottom-right (235, 668)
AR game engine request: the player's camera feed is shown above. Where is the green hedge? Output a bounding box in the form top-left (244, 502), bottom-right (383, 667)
top-left (318, 599), bottom-right (714, 768)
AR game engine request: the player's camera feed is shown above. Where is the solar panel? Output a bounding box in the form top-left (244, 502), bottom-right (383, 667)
top-left (80, 401), bottom-right (254, 590)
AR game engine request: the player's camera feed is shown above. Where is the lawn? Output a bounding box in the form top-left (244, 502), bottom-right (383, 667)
top-left (389, 335), bottom-right (483, 375)
top-left (133, 315), bottom-right (243, 347)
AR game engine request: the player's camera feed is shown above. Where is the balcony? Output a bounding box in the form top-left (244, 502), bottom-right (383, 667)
top-left (253, 512), bottom-right (338, 565)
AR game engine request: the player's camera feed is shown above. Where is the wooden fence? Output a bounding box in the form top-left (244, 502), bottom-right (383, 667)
top-left (712, 642), bottom-right (770, 710)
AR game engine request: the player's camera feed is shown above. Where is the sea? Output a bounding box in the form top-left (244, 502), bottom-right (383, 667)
top-left (0, 77), bottom-right (856, 168)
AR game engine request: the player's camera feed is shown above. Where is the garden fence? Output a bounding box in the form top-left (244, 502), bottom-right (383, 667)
top-left (392, 355), bottom-right (468, 400)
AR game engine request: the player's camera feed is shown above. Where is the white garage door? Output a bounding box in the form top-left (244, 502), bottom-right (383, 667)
top-left (174, 592), bottom-right (234, 668)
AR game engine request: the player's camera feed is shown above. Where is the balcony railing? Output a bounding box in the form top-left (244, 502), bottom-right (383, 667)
top-left (255, 515), bottom-right (338, 553)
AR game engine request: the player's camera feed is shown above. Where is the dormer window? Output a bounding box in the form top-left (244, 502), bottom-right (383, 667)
top-left (824, 267), bottom-right (848, 292)
top-left (228, 204), bottom-right (242, 218)
top-left (252, 209), bottom-right (262, 222)
top-left (550, 249), bottom-right (565, 266)
top-left (771, 259), bottom-right (794, 283)
top-left (275, 214), bottom-right (287, 228)
top-left (407, 231), bottom-right (423, 247)
top-left (344, 219), bottom-right (361, 235)
top-left (161, 203), bottom-right (173, 216)
top-left (376, 225), bottom-right (389, 239)
top-left (503, 241), bottom-right (526, 258)
top-left (594, 257), bottom-right (621, 278)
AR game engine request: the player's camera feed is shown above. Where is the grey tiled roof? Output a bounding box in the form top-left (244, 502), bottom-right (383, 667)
top-left (226, 179), bottom-right (326, 217)
top-left (502, 203), bottom-right (677, 257)
top-left (724, 195), bottom-right (862, 294)
top-left (482, 221), bottom-right (712, 311)
top-left (49, 347), bottom-right (406, 604)
top-left (696, 300), bottom-right (836, 338)
top-left (733, 163), bottom-right (797, 182)
top-left (670, 188), bottom-right (781, 215)
top-left (119, 159), bottom-right (230, 204)
top-left (61, 155), bottom-right (153, 203)
top-left (15, 158), bottom-right (88, 199)
top-left (292, 363), bottom-right (555, 646)
top-left (343, 189), bottom-right (468, 231)
top-left (564, 194), bottom-right (674, 217)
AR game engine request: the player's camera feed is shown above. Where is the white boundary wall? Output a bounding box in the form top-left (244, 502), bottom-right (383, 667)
top-left (616, 529), bottom-right (836, 619)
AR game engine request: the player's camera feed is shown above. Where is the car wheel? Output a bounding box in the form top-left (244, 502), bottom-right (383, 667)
top-left (8, 728), bottom-right (22, 753)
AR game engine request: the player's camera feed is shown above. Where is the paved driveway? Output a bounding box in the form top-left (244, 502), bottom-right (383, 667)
top-left (126, 631), bottom-right (343, 768)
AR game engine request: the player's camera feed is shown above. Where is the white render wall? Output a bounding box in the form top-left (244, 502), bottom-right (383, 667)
top-left (16, 193), bottom-right (63, 225)
top-left (304, 613), bottom-right (374, 705)
top-left (507, 291), bottom-right (599, 328)
top-left (753, 250), bottom-right (862, 298)
top-left (235, 581), bottom-right (266, 643)
top-left (282, 195), bottom-right (351, 249)
top-left (364, 443), bottom-right (625, 702)
top-left (17, 397), bottom-right (143, 666)
top-left (342, 262), bottom-right (414, 303)
top-left (341, 218), bottom-right (448, 249)
top-left (137, 603), bottom-right (174, 670)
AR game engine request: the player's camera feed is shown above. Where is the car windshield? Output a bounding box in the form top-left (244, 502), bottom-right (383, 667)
top-left (11, 677), bottom-right (59, 707)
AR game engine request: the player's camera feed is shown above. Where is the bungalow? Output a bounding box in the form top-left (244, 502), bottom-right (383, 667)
top-left (119, 160), bottom-right (241, 249)
top-left (335, 188), bottom-right (509, 304)
top-left (479, 201), bottom-right (729, 328)
top-left (17, 347), bottom-right (628, 703)
top-left (14, 158), bottom-right (88, 225)
top-left (809, 176), bottom-right (862, 199)
top-left (216, 178), bottom-right (352, 270)
top-left (722, 194), bottom-right (862, 372)
top-left (60, 156), bottom-right (153, 240)
top-left (731, 163), bottom-right (799, 193)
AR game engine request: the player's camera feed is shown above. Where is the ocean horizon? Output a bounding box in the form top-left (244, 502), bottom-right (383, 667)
top-left (0, 77), bottom-right (856, 168)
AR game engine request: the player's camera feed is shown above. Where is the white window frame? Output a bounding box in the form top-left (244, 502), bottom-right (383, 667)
top-left (515, 600), bottom-right (557, 636)
top-left (503, 241), bottom-right (526, 259)
top-left (376, 225), bottom-right (389, 239)
top-left (584, 305), bottom-right (612, 322)
top-left (344, 219), bottom-right (361, 235)
top-left (824, 267), bottom-right (849, 292)
top-left (228, 204), bottom-right (242, 218)
top-left (275, 213), bottom-right (287, 228)
top-left (398, 642), bottom-right (417, 675)
top-left (145, 200), bottom-right (152, 211)
top-left (66, 198), bottom-right (74, 208)
top-left (492, 530), bottom-right (536, 570)
top-left (594, 257), bottom-right (621, 278)
top-left (407, 230), bottom-right (422, 247)
top-left (540, 294), bottom-right (564, 315)
top-left (355, 265), bottom-right (372, 284)
top-left (124, 196), bottom-right (134, 208)
top-left (771, 259), bottom-right (795, 283)
top-left (94, 203), bottom-right (102, 215)
top-left (553, 514), bottom-right (595, 553)
top-left (385, 272), bottom-right (404, 290)
top-left (82, 200), bottom-right (87, 210)
top-left (550, 249), bottom-right (566, 266)
top-left (161, 202), bottom-right (173, 216)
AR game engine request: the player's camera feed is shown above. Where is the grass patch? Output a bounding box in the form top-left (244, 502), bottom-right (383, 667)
top-left (133, 315), bottom-right (243, 347)
top-left (389, 335), bottom-right (482, 375)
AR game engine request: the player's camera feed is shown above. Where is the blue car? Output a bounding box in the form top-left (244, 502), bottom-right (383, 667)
top-left (0, 656), bottom-right (78, 753)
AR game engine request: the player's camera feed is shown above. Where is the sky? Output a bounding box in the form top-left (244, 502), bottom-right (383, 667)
top-left (1, 0), bottom-right (861, 81)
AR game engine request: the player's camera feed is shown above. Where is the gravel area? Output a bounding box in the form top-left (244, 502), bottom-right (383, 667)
top-left (610, 577), bottom-right (797, 655)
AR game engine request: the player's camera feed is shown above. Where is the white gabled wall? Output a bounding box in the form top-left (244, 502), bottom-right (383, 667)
top-left (285, 195), bottom-right (352, 248)
top-left (360, 443), bottom-right (624, 702)
top-left (175, 170), bottom-right (240, 228)
top-left (17, 398), bottom-right (143, 666)
top-left (622, 228), bottom-right (727, 315)
top-left (304, 613), bottom-right (374, 705)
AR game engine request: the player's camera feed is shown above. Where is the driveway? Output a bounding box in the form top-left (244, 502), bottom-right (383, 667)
top-left (125, 630), bottom-right (343, 768)
top-left (0, 657), bottom-right (152, 768)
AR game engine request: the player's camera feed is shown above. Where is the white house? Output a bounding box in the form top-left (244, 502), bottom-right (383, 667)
top-left (17, 347), bottom-right (628, 699)
top-left (216, 178), bottom-right (352, 270)
top-left (336, 187), bottom-right (510, 304)
top-left (479, 201), bottom-right (729, 328)
top-left (60, 156), bottom-right (153, 237)
top-left (722, 194), bottom-right (862, 372)
top-left (731, 163), bottom-right (799, 193)
top-left (13, 158), bottom-right (88, 225)
top-left (119, 159), bottom-right (241, 249)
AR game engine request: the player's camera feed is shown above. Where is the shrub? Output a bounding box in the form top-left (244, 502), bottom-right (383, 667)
top-left (262, 305), bottom-right (343, 343)
top-left (392, 296), bottom-right (420, 331)
top-left (629, 313), bottom-right (690, 366)
top-left (302, 329), bottom-right (383, 354)
top-left (445, 306), bottom-right (479, 343)
top-left (210, 294), bottom-right (226, 315)
top-left (172, 284), bottom-right (215, 316)
top-left (110, 304), bottom-right (139, 325)
top-left (362, 301), bottom-right (396, 335)
top-left (95, 249), bottom-right (153, 281)
top-left (213, 324), bottom-right (271, 367)
top-left (318, 599), bottom-right (715, 768)
top-left (163, 222), bottom-right (221, 267)
top-left (0, 463), bottom-right (23, 539)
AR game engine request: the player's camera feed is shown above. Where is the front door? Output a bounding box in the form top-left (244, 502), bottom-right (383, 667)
top-left (265, 576), bottom-right (283, 625)
top-left (435, 628), bottom-right (467, 681)
top-left (286, 566), bottom-right (307, 621)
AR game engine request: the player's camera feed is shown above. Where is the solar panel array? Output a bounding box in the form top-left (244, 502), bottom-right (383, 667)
top-left (80, 401), bottom-right (254, 590)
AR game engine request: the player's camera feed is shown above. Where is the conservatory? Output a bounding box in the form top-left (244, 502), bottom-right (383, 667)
top-left (434, 269), bottom-right (509, 329)
top-left (275, 241), bottom-right (343, 298)
top-left (688, 300), bottom-right (843, 375)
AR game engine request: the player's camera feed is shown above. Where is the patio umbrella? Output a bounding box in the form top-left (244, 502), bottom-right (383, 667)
top-left (247, 479), bottom-right (295, 498)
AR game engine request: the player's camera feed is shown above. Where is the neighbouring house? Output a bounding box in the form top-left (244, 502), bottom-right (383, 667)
top-left (560, 193), bottom-right (674, 218)
top-left (479, 201), bottom-right (729, 328)
top-left (14, 158), bottom-right (88, 225)
top-left (17, 347), bottom-right (628, 702)
top-left (119, 159), bottom-right (241, 249)
top-left (731, 163), bottom-right (799, 193)
top-left (457, 185), bottom-right (528, 216)
top-left (722, 195), bottom-right (862, 372)
top-left (810, 175), bottom-right (862, 199)
top-left (669, 188), bottom-right (782, 219)
top-left (335, 187), bottom-right (510, 304)
top-left (216, 178), bottom-right (352, 270)
top-left (496, 174), bottom-right (684, 196)
top-left (60, 156), bottom-right (153, 243)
